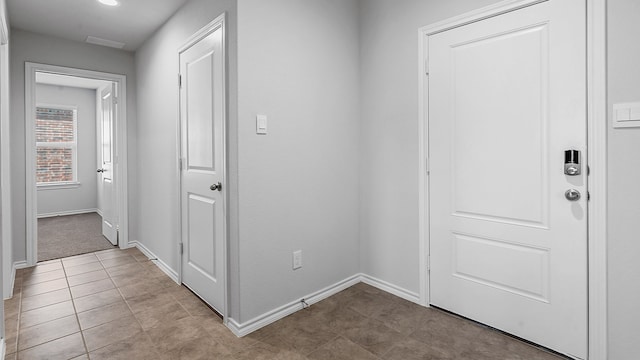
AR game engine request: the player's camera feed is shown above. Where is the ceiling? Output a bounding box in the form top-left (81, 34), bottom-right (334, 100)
top-left (7, 0), bottom-right (190, 51)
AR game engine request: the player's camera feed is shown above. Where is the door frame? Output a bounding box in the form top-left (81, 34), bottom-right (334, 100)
top-left (1, 2), bottom-right (11, 299)
top-left (417, 0), bottom-right (607, 359)
top-left (25, 63), bottom-right (129, 266)
top-left (176, 13), bottom-right (229, 320)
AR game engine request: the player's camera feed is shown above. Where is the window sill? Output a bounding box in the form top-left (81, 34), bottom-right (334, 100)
top-left (37, 182), bottom-right (81, 190)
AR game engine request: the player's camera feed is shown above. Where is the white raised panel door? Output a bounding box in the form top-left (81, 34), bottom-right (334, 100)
top-left (428, 1), bottom-right (587, 358)
top-left (180, 25), bottom-right (225, 313)
top-left (100, 84), bottom-right (117, 245)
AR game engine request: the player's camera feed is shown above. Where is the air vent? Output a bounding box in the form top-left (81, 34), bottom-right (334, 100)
top-left (86, 36), bottom-right (125, 49)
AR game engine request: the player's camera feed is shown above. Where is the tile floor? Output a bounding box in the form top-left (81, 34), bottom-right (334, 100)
top-left (4, 247), bottom-right (565, 360)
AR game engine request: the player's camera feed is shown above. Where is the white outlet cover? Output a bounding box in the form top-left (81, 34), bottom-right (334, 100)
top-left (293, 250), bottom-right (302, 270)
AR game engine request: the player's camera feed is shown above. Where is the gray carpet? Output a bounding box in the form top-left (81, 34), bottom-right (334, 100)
top-left (38, 212), bottom-right (116, 262)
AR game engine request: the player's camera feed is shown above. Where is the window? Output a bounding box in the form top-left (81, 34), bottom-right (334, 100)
top-left (35, 106), bottom-right (78, 186)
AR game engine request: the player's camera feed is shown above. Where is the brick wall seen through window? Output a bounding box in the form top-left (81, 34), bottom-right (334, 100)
top-left (36, 107), bottom-right (77, 184)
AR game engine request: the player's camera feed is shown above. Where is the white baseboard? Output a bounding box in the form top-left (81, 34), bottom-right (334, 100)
top-left (96, 208), bottom-right (103, 217)
top-left (129, 240), bottom-right (179, 284)
top-left (3, 263), bottom-right (17, 300)
top-left (4, 261), bottom-right (29, 300)
top-left (226, 273), bottom-right (421, 337)
top-left (226, 274), bottom-right (361, 337)
top-left (37, 208), bottom-right (98, 219)
top-left (359, 273), bottom-right (421, 305)
top-left (1, 337), bottom-right (6, 360)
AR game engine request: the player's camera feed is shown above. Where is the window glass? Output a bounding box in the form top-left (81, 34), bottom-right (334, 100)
top-left (36, 106), bottom-right (77, 184)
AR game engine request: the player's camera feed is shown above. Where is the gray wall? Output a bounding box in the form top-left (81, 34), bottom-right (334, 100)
top-left (134, 0), bottom-right (237, 284)
top-left (235, 0), bottom-right (361, 323)
top-left (136, 0), bottom-right (361, 324)
top-left (0, 0), bottom-right (7, 336)
top-left (9, 29), bottom-right (136, 263)
top-left (358, 0), bottom-right (502, 297)
top-left (35, 84), bottom-right (97, 216)
top-left (607, 0), bottom-right (640, 358)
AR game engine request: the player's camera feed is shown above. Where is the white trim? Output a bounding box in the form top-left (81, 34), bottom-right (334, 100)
top-left (586, 0), bottom-right (608, 359)
top-left (178, 13), bottom-right (226, 53)
top-left (37, 182), bottom-right (81, 190)
top-left (3, 262), bottom-right (16, 300)
top-left (25, 63), bottom-right (129, 266)
top-left (129, 240), bottom-right (180, 284)
top-left (227, 274), bottom-right (361, 337)
top-left (14, 261), bottom-right (28, 270)
top-left (417, 24), bottom-right (430, 308)
top-left (177, 13), bottom-right (228, 320)
top-left (0, 0), bottom-right (8, 45)
top-left (1, 38), bottom-right (11, 300)
top-left (37, 208), bottom-right (99, 219)
top-left (1, 338), bottom-right (5, 360)
top-left (418, 0), bottom-right (608, 359)
top-left (360, 274), bottom-right (421, 304)
top-left (420, 0), bottom-right (546, 35)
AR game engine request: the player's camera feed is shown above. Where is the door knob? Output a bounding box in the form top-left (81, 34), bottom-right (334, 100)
top-left (97, 169), bottom-right (105, 173)
top-left (565, 189), bottom-right (581, 201)
top-left (210, 182), bottom-right (222, 191)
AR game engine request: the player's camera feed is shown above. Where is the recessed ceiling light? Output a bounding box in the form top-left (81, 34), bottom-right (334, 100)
top-left (98, 0), bottom-right (119, 6)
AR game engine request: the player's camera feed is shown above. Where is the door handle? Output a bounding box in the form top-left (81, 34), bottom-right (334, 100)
top-left (565, 189), bottom-right (581, 201)
top-left (97, 169), bottom-right (105, 173)
top-left (210, 182), bottom-right (222, 191)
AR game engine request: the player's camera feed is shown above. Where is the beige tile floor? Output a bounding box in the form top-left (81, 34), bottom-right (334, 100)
top-left (4, 247), bottom-right (565, 360)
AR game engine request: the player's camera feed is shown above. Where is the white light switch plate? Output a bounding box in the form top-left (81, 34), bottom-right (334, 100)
top-left (256, 114), bottom-right (268, 134)
top-left (613, 102), bottom-right (640, 128)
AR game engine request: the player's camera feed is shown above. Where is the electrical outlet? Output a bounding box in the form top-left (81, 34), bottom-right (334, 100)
top-left (293, 250), bottom-right (302, 270)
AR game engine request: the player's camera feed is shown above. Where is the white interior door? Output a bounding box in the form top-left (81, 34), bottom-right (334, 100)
top-left (428, 1), bottom-right (587, 358)
top-left (99, 83), bottom-right (117, 245)
top-left (179, 24), bottom-right (226, 313)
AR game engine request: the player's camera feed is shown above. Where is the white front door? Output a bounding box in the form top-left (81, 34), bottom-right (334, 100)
top-left (179, 23), bottom-right (226, 313)
top-left (428, 1), bottom-right (587, 358)
top-left (99, 83), bottom-right (117, 246)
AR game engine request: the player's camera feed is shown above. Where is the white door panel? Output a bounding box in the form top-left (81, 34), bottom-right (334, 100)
top-left (180, 24), bottom-right (225, 314)
top-left (429, 1), bottom-right (587, 358)
top-left (100, 84), bottom-right (117, 245)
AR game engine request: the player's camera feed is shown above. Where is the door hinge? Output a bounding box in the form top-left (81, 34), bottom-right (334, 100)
top-left (179, 243), bottom-right (184, 255)
top-left (113, 97), bottom-right (118, 105)
top-left (426, 157), bottom-right (430, 175)
top-left (425, 59), bottom-right (429, 76)
top-left (178, 158), bottom-right (183, 171)
top-left (178, 74), bottom-right (182, 88)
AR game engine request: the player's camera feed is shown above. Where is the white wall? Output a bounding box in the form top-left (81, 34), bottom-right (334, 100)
top-left (607, 0), bottom-right (640, 358)
top-left (236, 0), bottom-right (361, 323)
top-left (358, 0), bottom-right (502, 297)
top-left (134, 0), bottom-right (237, 283)
top-left (9, 29), bottom-right (137, 263)
top-left (35, 84), bottom-right (98, 216)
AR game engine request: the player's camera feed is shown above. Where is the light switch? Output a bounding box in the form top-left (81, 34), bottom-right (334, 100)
top-left (256, 114), bottom-right (267, 135)
top-left (616, 108), bottom-right (631, 121)
top-left (613, 102), bottom-right (640, 128)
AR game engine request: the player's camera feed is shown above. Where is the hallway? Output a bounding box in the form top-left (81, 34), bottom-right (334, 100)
top-left (4, 248), bottom-right (564, 359)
